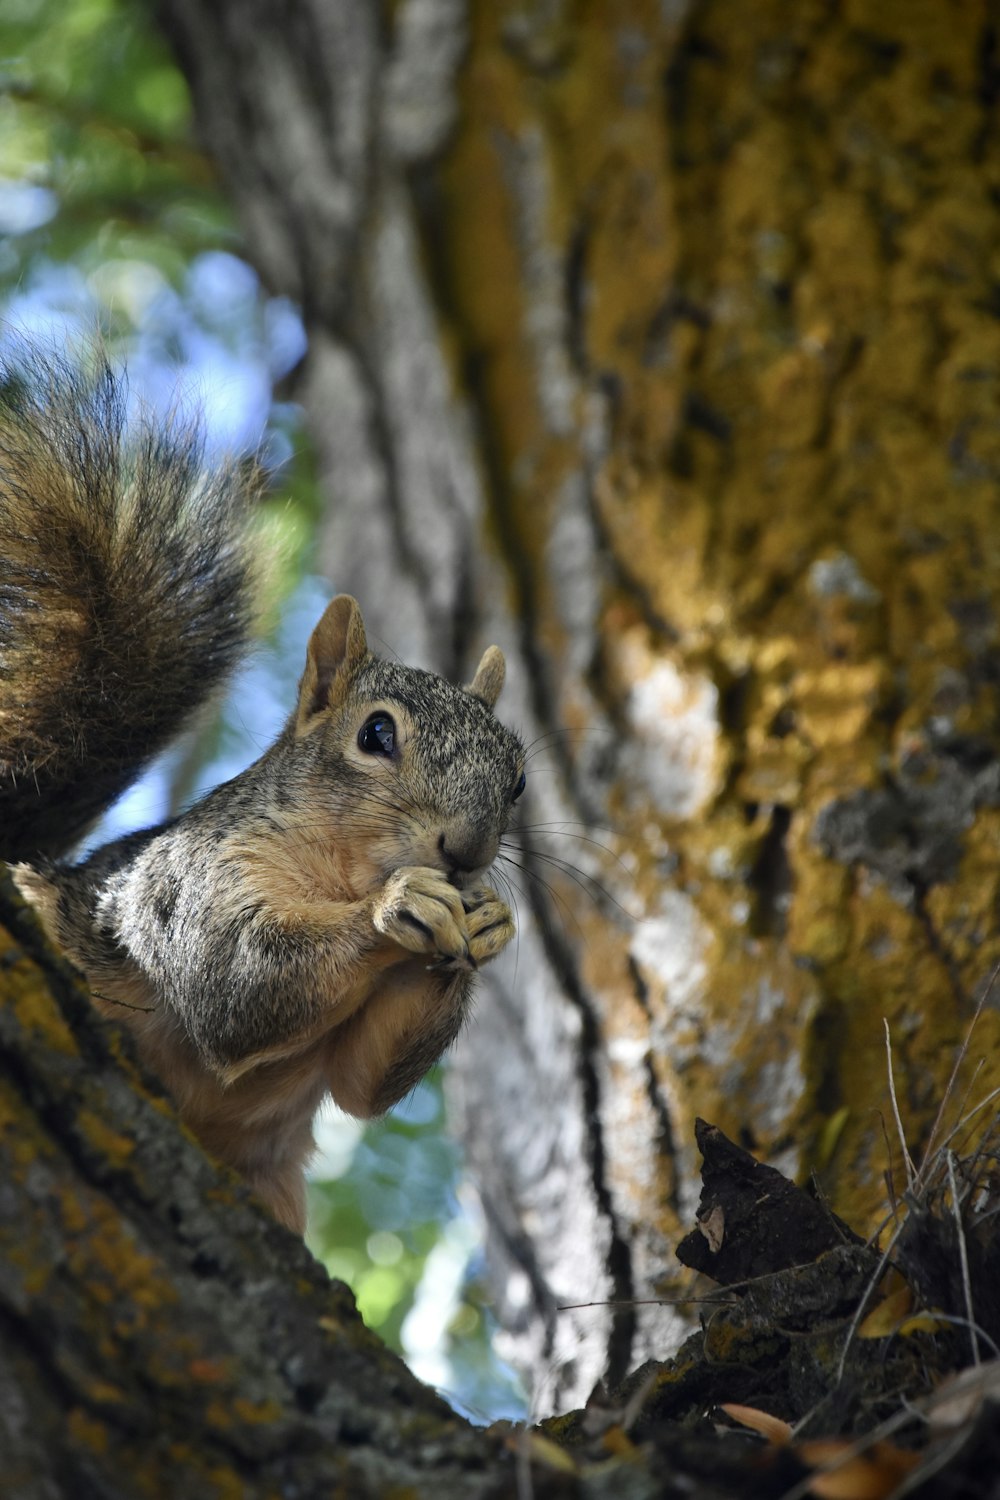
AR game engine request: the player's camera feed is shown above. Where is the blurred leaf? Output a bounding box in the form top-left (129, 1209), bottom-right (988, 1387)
top-left (0, 0), bottom-right (230, 297)
top-left (857, 1284), bottom-right (913, 1339)
top-left (817, 1106), bottom-right (850, 1170)
top-left (720, 1403), bottom-right (792, 1444)
top-left (857, 1279), bottom-right (950, 1340)
top-left (307, 1072), bottom-right (526, 1419)
top-left (799, 1439), bottom-right (920, 1500)
top-left (505, 1432), bottom-right (579, 1475)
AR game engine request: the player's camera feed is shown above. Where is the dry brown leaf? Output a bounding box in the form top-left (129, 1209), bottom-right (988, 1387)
top-left (602, 1426), bottom-right (640, 1458)
top-left (897, 1311), bottom-right (951, 1336)
top-left (857, 1281), bottom-right (950, 1340)
top-left (799, 1438), bottom-right (920, 1499)
top-left (719, 1402), bottom-right (793, 1444)
top-left (926, 1358), bottom-right (1000, 1430)
top-left (506, 1432), bottom-right (579, 1474)
top-left (857, 1284), bottom-right (913, 1339)
top-left (699, 1203), bottom-right (726, 1252)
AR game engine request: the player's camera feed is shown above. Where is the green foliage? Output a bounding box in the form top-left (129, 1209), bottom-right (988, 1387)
top-left (0, 0), bottom-right (231, 298)
top-left (310, 1096), bottom-right (457, 1351)
top-left (308, 1074), bottom-right (526, 1422)
top-left (0, 0), bottom-right (320, 591)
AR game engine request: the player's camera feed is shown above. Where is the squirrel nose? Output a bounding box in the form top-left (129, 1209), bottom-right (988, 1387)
top-left (437, 829), bottom-right (497, 878)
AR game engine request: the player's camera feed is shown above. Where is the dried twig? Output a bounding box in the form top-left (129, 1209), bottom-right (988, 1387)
top-left (945, 1149), bottom-right (979, 1368)
top-left (884, 1019), bottom-right (916, 1190)
top-left (919, 979), bottom-right (993, 1183)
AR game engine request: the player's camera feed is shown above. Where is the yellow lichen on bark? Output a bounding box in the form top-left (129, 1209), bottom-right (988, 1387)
top-left (0, 922), bottom-right (81, 1057)
top-left (440, 0), bottom-right (1000, 1246)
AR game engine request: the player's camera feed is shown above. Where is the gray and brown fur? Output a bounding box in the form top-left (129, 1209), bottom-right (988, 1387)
top-left (0, 349), bottom-right (259, 859)
top-left (2, 356), bottom-right (523, 1233)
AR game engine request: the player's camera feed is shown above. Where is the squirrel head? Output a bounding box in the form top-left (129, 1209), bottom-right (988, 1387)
top-left (291, 596), bottom-right (526, 894)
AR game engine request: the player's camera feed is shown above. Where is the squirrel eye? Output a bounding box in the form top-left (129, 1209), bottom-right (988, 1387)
top-left (512, 770), bottom-right (526, 802)
top-left (358, 712), bottom-right (396, 757)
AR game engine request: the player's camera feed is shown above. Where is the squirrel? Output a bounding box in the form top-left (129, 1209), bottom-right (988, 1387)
top-left (0, 349), bottom-right (525, 1233)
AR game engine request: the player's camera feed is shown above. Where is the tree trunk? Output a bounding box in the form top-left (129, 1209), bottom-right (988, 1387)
top-left (158, 0), bottom-right (1000, 1415)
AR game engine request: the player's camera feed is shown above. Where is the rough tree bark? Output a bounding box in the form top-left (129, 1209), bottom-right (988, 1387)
top-left (152, 0), bottom-right (1000, 1413)
top-left (7, 864), bottom-right (1000, 1493)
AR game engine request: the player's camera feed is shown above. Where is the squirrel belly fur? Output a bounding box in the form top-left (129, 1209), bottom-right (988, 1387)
top-left (0, 350), bottom-right (525, 1234)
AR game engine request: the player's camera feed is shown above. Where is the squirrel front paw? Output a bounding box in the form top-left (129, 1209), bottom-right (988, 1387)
top-left (373, 866), bottom-right (472, 967)
top-left (460, 885), bottom-right (515, 966)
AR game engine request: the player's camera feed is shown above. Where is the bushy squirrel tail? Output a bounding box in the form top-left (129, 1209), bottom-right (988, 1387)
top-left (0, 348), bottom-right (261, 863)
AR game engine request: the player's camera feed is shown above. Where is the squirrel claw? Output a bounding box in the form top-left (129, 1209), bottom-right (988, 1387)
top-left (374, 865), bottom-right (473, 963)
top-left (464, 895), bottom-right (515, 965)
top-left (429, 949), bottom-right (477, 976)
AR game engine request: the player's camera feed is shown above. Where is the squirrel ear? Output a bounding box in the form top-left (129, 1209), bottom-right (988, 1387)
top-left (295, 595), bottom-right (368, 731)
top-left (466, 645), bottom-right (506, 708)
